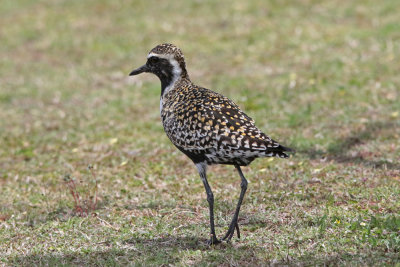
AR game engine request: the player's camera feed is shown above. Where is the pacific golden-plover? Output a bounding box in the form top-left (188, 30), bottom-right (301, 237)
top-left (129, 43), bottom-right (293, 245)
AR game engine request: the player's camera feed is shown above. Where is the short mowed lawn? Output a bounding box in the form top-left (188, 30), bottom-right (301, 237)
top-left (1, 0), bottom-right (399, 266)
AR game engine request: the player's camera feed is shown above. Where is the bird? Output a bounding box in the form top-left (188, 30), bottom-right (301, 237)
top-left (129, 43), bottom-right (293, 245)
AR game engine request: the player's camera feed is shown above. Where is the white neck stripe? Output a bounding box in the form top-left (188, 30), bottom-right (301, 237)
top-left (147, 52), bottom-right (175, 60)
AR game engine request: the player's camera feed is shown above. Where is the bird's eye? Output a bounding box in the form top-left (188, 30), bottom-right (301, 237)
top-left (148, 56), bottom-right (160, 65)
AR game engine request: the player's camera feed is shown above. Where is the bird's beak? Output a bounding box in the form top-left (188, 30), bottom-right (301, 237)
top-left (129, 64), bottom-right (149, 76)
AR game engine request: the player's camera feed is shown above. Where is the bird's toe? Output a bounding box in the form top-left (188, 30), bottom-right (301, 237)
top-left (222, 222), bottom-right (240, 242)
top-left (206, 236), bottom-right (221, 246)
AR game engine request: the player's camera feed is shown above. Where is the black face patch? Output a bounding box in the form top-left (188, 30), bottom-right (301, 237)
top-left (147, 57), bottom-right (175, 94)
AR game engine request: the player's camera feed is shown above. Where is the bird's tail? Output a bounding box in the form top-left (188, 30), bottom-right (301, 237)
top-left (280, 145), bottom-right (295, 153)
top-left (265, 144), bottom-right (295, 159)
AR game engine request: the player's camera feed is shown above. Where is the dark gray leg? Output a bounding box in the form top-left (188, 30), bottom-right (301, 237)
top-left (196, 162), bottom-right (220, 245)
top-left (222, 165), bottom-right (248, 241)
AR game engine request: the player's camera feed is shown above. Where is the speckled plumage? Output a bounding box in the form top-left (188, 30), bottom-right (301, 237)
top-left (129, 43), bottom-right (293, 245)
top-left (161, 78), bottom-right (290, 166)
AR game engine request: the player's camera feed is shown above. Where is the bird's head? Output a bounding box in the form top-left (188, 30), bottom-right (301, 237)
top-left (129, 43), bottom-right (189, 90)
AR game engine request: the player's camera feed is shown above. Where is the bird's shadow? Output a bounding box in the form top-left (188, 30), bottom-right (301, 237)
top-left (8, 234), bottom-right (398, 266)
top-left (123, 235), bottom-right (211, 250)
top-left (298, 120), bottom-right (399, 170)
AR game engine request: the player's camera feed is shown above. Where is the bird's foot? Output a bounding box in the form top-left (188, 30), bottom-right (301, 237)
top-left (222, 222), bottom-right (240, 242)
top-left (206, 235), bottom-right (221, 246)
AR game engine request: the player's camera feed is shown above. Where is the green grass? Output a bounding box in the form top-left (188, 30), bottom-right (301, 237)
top-left (1, 0), bottom-right (400, 266)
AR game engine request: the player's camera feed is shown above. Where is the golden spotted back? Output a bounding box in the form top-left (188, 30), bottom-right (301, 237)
top-left (161, 78), bottom-right (287, 166)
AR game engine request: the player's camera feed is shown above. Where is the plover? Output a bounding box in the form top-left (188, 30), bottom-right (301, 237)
top-left (129, 43), bottom-right (293, 245)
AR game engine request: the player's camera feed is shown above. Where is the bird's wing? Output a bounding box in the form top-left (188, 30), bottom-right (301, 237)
top-left (171, 87), bottom-right (281, 151)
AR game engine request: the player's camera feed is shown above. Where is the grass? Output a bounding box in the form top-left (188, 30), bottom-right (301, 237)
top-left (1, 0), bottom-right (399, 265)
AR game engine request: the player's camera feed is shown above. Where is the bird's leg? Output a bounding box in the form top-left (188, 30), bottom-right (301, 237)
top-left (196, 163), bottom-right (221, 245)
top-left (222, 165), bottom-right (248, 242)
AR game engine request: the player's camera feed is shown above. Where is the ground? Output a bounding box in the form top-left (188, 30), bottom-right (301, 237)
top-left (0, 0), bottom-right (399, 266)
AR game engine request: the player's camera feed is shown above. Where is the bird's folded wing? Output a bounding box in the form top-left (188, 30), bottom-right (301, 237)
top-left (172, 88), bottom-right (281, 151)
